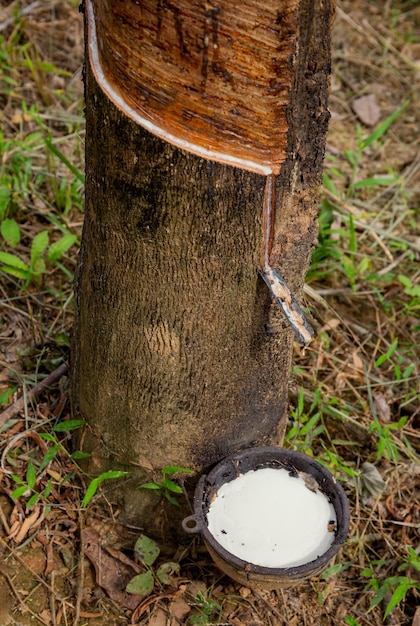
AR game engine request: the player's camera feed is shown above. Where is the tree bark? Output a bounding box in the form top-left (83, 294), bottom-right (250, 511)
top-left (72, 0), bottom-right (334, 529)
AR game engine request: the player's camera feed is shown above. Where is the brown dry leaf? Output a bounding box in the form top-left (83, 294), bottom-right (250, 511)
top-left (373, 392), bottom-right (391, 424)
top-left (137, 454), bottom-right (154, 471)
top-left (412, 607), bottom-right (420, 626)
top-left (239, 586), bottom-right (252, 598)
top-left (45, 468), bottom-right (61, 481)
top-left (0, 370), bottom-right (13, 383)
top-left (38, 609), bottom-right (52, 625)
top-left (11, 112), bottom-right (33, 124)
top-left (335, 373), bottom-right (347, 391)
top-left (43, 540), bottom-right (55, 577)
top-left (169, 597), bottom-right (191, 623)
top-left (352, 94), bottom-right (381, 127)
top-left (9, 506), bottom-right (43, 544)
top-left (319, 318), bottom-right (341, 333)
top-left (352, 350), bottom-right (364, 372)
top-left (359, 462), bottom-right (386, 504)
top-left (149, 608), bottom-right (168, 626)
top-left (131, 593), bottom-right (174, 623)
top-left (83, 527), bottom-right (142, 611)
top-left (184, 580), bottom-right (207, 602)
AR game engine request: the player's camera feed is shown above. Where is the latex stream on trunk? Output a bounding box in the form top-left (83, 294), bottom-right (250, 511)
top-left (260, 175), bottom-right (315, 347)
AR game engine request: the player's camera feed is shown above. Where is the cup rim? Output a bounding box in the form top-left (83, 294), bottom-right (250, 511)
top-left (190, 446), bottom-right (350, 576)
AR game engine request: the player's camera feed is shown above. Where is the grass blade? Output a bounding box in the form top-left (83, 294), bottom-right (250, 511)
top-left (362, 100), bottom-right (409, 149)
top-left (45, 136), bottom-right (85, 183)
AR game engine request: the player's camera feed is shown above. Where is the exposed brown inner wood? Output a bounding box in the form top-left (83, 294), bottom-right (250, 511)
top-left (89, 0), bottom-right (300, 174)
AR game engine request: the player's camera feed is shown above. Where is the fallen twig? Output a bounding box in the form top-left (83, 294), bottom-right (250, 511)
top-left (73, 509), bottom-right (85, 626)
top-left (0, 1), bottom-right (40, 32)
top-left (0, 362), bottom-right (69, 428)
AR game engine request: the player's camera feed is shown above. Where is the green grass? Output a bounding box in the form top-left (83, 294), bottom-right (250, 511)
top-left (0, 107), bottom-right (83, 287)
top-left (0, 14), bottom-right (84, 391)
top-left (293, 84), bottom-right (419, 623)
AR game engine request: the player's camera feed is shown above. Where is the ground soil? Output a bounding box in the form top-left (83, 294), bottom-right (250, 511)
top-left (0, 1), bottom-right (419, 625)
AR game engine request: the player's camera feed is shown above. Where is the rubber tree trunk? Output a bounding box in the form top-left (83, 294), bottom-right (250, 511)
top-left (72, 0), bottom-right (334, 529)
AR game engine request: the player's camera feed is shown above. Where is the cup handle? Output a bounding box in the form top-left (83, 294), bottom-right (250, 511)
top-left (182, 514), bottom-right (203, 533)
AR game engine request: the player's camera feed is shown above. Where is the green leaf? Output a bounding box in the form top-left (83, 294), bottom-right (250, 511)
top-left (27, 492), bottom-right (40, 508)
top-left (406, 286), bottom-right (420, 297)
top-left (398, 273), bottom-right (420, 297)
top-left (299, 412), bottom-right (320, 437)
top-left (43, 478), bottom-right (53, 498)
top-left (344, 617), bottom-right (360, 626)
top-left (320, 563), bottom-right (344, 580)
top-left (26, 459), bottom-right (37, 490)
top-left (344, 149), bottom-right (358, 167)
top-left (162, 465), bottom-right (194, 476)
top-left (357, 257), bottom-right (371, 276)
top-left (161, 478), bottom-right (183, 494)
top-left (39, 444), bottom-right (61, 472)
top-left (375, 338), bottom-right (398, 367)
top-left (395, 416), bottom-right (408, 429)
top-left (52, 419), bottom-right (86, 432)
top-left (0, 251), bottom-right (28, 271)
top-left (384, 580), bottom-right (410, 618)
top-left (352, 176), bottom-right (398, 189)
top-left (82, 470), bottom-right (128, 507)
top-left (134, 534), bottom-right (160, 566)
top-left (31, 257), bottom-right (46, 277)
top-left (47, 233), bottom-right (78, 263)
top-left (126, 571), bottom-right (154, 596)
top-left (82, 478), bottom-right (100, 507)
top-left (156, 561), bottom-right (180, 585)
top-left (140, 482), bottom-right (163, 490)
top-left (70, 450), bottom-right (91, 460)
top-left (1, 218), bottom-right (20, 247)
top-left (348, 215), bottom-right (357, 254)
top-left (11, 484), bottom-right (29, 499)
top-left (11, 474), bottom-right (24, 485)
top-left (369, 585), bottom-right (388, 610)
top-left (398, 274), bottom-right (412, 289)
top-left (360, 568), bottom-right (374, 577)
top-left (0, 265), bottom-right (31, 280)
top-left (30, 230), bottom-right (49, 267)
top-left (54, 332), bottom-right (71, 347)
top-left (0, 186), bottom-right (11, 219)
top-left (0, 387), bottom-right (15, 405)
top-left (95, 470), bottom-right (128, 481)
top-left (403, 547), bottom-right (420, 571)
top-left (164, 491), bottom-right (180, 506)
top-left (323, 172), bottom-right (340, 198)
top-left (39, 433), bottom-right (58, 442)
top-left (189, 614), bottom-right (207, 626)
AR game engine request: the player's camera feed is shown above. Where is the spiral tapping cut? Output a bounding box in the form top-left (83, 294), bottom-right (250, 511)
top-left (260, 176), bottom-right (315, 347)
